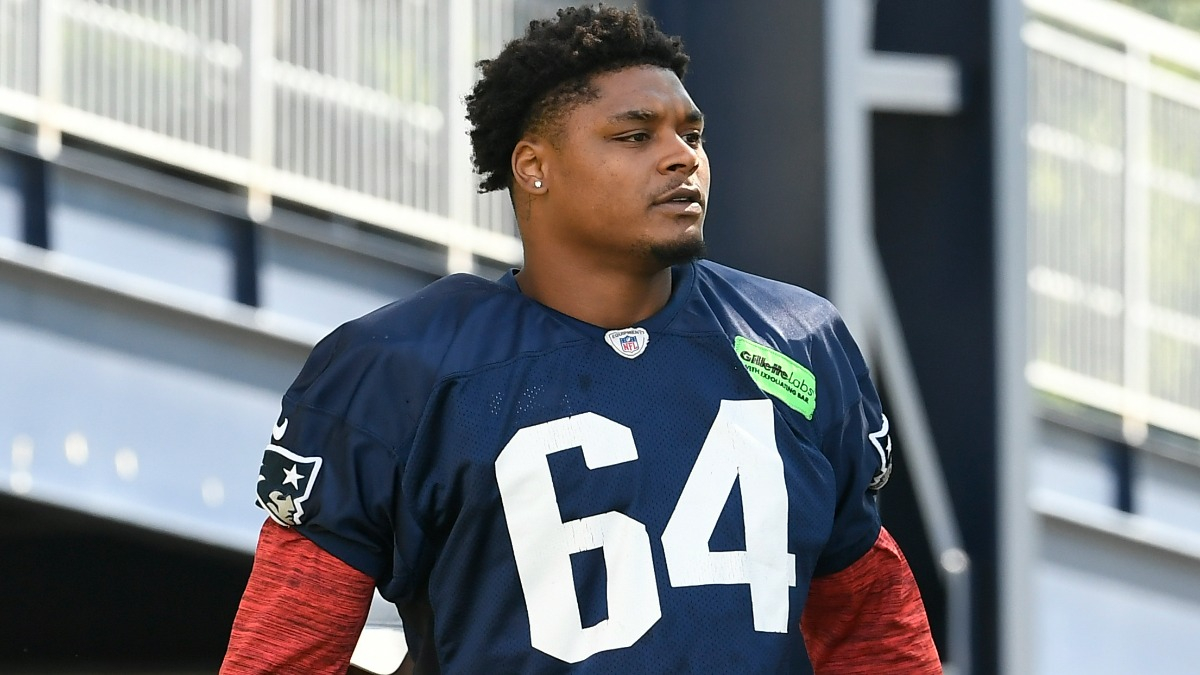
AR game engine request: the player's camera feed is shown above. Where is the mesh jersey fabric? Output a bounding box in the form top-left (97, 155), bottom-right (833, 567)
top-left (253, 259), bottom-right (890, 674)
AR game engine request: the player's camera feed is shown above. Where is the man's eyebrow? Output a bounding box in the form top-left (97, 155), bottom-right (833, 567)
top-left (609, 109), bottom-right (658, 124)
top-left (607, 108), bottom-right (705, 124)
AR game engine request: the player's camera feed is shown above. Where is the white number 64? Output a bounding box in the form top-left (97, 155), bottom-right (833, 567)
top-left (495, 399), bottom-right (796, 664)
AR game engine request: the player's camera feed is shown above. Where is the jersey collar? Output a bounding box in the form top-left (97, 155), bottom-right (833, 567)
top-left (495, 262), bottom-right (697, 339)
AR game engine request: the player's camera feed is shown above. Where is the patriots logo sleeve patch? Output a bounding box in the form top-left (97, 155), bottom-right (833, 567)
top-left (868, 414), bottom-right (893, 491)
top-left (256, 438), bottom-right (323, 527)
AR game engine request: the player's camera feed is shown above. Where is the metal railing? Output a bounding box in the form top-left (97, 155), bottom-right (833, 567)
top-left (1025, 0), bottom-right (1200, 445)
top-left (825, 2), bottom-right (972, 672)
top-left (0, 0), bottom-right (579, 266)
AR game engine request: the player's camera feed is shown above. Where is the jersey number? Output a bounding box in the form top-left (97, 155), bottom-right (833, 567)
top-left (494, 399), bottom-right (796, 663)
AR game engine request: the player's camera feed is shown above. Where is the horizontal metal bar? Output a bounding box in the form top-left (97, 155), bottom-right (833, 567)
top-left (1027, 123), bottom-right (1123, 176)
top-left (0, 94), bottom-right (523, 263)
top-left (1147, 304), bottom-right (1200, 347)
top-left (0, 476), bottom-right (259, 554)
top-left (59, 0), bottom-right (242, 68)
top-left (0, 124), bottom-right (452, 280)
top-left (1032, 488), bottom-right (1200, 564)
top-left (265, 171), bottom-right (523, 263)
top-left (0, 86), bottom-right (38, 120)
top-left (0, 236), bottom-right (325, 349)
top-left (272, 60), bottom-right (444, 130)
top-left (2, 0), bottom-right (530, 264)
top-left (1028, 266), bottom-right (1123, 317)
top-left (1029, 267), bottom-right (1200, 346)
top-left (50, 102), bottom-right (255, 179)
top-left (1027, 361), bottom-right (1200, 440)
top-left (1026, 0), bottom-right (1200, 74)
top-left (1024, 23), bottom-right (1128, 83)
top-left (862, 51), bottom-right (962, 115)
top-left (1027, 121), bottom-right (1200, 204)
top-left (1148, 166), bottom-right (1200, 206)
top-left (1025, 21), bottom-right (1200, 110)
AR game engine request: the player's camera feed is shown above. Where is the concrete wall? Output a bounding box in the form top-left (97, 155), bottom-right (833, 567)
top-left (0, 139), bottom-right (451, 669)
top-left (1032, 415), bottom-right (1200, 674)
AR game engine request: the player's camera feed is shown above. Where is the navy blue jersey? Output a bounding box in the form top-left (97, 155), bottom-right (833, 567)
top-left (255, 260), bottom-right (892, 673)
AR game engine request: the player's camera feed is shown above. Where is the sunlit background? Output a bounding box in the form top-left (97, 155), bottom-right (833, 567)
top-left (0, 0), bottom-right (1197, 673)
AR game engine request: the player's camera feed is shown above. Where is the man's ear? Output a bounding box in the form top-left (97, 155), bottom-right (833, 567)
top-left (512, 138), bottom-right (549, 196)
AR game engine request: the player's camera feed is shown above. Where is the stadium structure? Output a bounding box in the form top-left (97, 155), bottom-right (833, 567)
top-left (1, 0), bottom-right (1198, 673)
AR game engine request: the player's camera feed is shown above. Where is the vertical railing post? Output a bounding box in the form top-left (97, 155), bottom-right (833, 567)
top-left (826, 2), bottom-right (971, 672)
top-left (445, 0), bottom-right (476, 273)
top-left (246, 0), bottom-right (275, 223)
top-left (826, 0), bottom-right (873, 334)
top-left (37, 0), bottom-right (63, 160)
top-left (1122, 46), bottom-right (1151, 447)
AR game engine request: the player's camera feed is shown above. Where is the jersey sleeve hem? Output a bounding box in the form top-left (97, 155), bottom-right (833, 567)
top-left (297, 525), bottom-right (395, 583)
top-left (812, 520), bottom-right (881, 577)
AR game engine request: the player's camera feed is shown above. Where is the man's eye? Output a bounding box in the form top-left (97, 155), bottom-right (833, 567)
top-left (621, 132), bottom-right (651, 142)
top-left (683, 132), bottom-right (704, 147)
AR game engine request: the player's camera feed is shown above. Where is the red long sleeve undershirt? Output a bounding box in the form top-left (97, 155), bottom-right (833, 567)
top-left (222, 521), bottom-right (939, 674)
top-left (221, 520), bottom-right (375, 674)
top-left (801, 527), bottom-right (942, 673)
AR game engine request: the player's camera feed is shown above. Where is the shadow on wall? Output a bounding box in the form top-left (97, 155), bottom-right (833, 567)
top-left (0, 494), bottom-right (252, 672)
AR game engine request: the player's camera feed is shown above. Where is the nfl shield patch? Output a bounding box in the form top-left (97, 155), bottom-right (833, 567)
top-left (256, 444), bottom-right (323, 526)
top-left (604, 327), bottom-right (650, 359)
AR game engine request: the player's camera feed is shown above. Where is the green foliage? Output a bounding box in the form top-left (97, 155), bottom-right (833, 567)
top-left (1112, 0), bottom-right (1200, 33)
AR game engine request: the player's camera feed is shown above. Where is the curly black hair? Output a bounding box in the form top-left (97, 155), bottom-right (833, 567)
top-left (465, 5), bottom-right (690, 193)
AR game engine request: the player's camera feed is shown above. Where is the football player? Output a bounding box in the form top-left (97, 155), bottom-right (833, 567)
top-left (222, 6), bottom-right (939, 673)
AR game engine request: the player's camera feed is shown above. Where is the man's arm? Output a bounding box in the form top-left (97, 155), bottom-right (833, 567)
top-left (221, 520), bottom-right (376, 675)
top-left (800, 527), bottom-right (941, 674)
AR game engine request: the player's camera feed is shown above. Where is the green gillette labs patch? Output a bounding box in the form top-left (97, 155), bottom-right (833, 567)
top-left (734, 336), bottom-right (816, 419)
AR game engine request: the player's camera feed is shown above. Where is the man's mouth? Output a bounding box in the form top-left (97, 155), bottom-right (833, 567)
top-left (654, 184), bottom-right (704, 213)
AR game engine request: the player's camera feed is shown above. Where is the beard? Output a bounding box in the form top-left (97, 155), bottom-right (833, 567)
top-left (646, 231), bottom-right (707, 267)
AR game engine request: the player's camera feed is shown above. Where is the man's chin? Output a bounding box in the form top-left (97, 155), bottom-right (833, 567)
top-left (648, 235), bottom-right (707, 267)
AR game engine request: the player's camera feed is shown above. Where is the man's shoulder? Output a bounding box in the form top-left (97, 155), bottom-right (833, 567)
top-left (292, 274), bottom-right (520, 399)
top-left (351, 272), bottom-right (510, 331)
top-left (689, 263), bottom-right (870, 427)
top-left (327, 272), bottom-right (523, 357)
top-left (692, 259), bottom-right (839, 328)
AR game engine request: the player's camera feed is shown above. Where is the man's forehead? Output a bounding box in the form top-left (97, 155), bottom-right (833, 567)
top-left (586, 66), bottom-right (702, 121)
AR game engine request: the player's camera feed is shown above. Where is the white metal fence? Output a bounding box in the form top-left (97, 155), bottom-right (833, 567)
top-left (1025, 0), bottom-right (1200, 444)
top-left (0, 0), bottom-right (579, 265)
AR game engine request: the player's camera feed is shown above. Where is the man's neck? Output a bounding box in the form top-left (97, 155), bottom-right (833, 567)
top-left (514, 260), bottom-right (675, 329)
